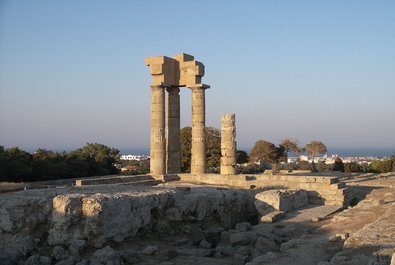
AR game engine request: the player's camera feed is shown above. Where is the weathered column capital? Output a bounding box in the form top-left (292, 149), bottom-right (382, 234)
top-left (150, 84), bottom-right (166, 90)
top-left (166, 86), bottom-right (180, 94)
top-left (189, 84), bottom-right (210, 90)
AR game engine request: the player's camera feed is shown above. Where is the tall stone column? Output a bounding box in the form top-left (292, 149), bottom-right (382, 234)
top-left (166, 87), bottom-right (181, 174)
top-left (221, 114), bottom-right (237, 175)
top-left (150, 85), bottom-right (166, 176)
top-left (190, 85), bottom-right (208, 174)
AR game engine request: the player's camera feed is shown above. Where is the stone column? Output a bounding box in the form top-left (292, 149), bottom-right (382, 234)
top-left (221, 114), bottom-right (237, 175)
top-left (150, 85), bottom-right (166, 176)
top-left (166, 87), bottom-right (181, 174)
top-left (190, 85), bottom-right (208, 174)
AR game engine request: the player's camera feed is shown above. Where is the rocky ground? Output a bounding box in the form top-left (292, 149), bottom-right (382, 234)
top-left (1, 173), bottom-right (395, 265)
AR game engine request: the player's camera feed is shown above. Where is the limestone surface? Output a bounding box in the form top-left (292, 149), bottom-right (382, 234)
top-left (221, 113), bottom-right (237, 175)
top-left (145, 53), bottom-right (210, 176)
top-left (0, 185), bottom-right (257, 263)
top-left (254, 189), bottom-right (308, 216)
top-left (1, 172), bottom-right (395, 264)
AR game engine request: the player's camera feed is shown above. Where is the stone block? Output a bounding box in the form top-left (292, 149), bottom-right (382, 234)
top-left (336, 233), bottom-right (349, 240)
top-left (315, 176), bottom-right (339, 184)
top-left (230, 231), bottom-right (258, 246)
top-left (215, 245), bottom-right (235, 256)
top-left (204, 226), bottom-right (224, 245)
top-left (173, 53), bottom-right (194, 62)
top-left (233, 253), bottom-right (250, 265)
top-left (247, 252), bottom-right (278, 264)
top-left (235, 222), bottom-right (252, 232)
top-left (260, 211), bottom-right (285, 223)
top-left (255, 236), bottom-right (279, 253)
top-left (254, 189), bottom-right (308, 215)
top-left (142, 245), bottom-right (159, 255)
top-left (190, 226), bottom-right (205, 245)
top-left (199, 240), bottom-right (212, 249)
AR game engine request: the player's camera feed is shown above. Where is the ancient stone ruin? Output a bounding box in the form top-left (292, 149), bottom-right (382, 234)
top-left (144, 53), bottom-right (209, 176)
top-left (0, 53), bottom-right (394, 265)
top-left (221, 114), bottom-right (237, 175)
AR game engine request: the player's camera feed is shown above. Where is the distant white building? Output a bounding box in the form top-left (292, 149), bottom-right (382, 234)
top-left (120, 154), bottom-right (149, 161)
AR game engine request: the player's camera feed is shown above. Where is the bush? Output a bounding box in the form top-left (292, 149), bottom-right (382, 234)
top-left (240, 163), bottom-right (264, 174)
top-left (295, 161), bottom-right (310, 170)
top-left (344, 163), bottom-right (363, 173)
top-left (1, 143), bottom-right (121, 182)
top-left (332, 157), bottom-right (345, 172)
top-left (368, 160), bottom-right (393, 173)
top-left (0, 147), bottom-right (33, 182)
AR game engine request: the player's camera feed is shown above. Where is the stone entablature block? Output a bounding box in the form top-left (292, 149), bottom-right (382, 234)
top-left (145, 53), bottom-right (207, 88)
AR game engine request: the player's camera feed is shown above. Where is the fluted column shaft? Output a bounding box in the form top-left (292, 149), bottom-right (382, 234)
top-left (221, 114), bottom-right (237, 175)
top-left (150, 85), bottom-right (166, 176)
top-left (166, 87), bottom-right (181, 174)
top-left (190, 86), bottom-right (207, 174)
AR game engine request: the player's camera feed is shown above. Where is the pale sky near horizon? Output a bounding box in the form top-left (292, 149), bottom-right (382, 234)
top-left (0, 0), bottom-right (394, 152)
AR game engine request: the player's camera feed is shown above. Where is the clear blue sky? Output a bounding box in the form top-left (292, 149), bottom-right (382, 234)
top-left (0, 0), bottom-right (394, 153)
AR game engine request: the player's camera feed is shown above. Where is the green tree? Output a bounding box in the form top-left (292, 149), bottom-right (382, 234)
top-left (295, 160), bottom-right (311, 170)
top-left (280, 138), bottom-right (301, 155)
top-left (305, 141), bottom-right (327, 157)
top-left (206, 127), bottom-right (221, 171)
top-left (0, 146), bottom-right (6, 178)
top-left (32, 149), bottom-right (60, 179)
top-left (71, 143), bottom-right (120, 175)
top-left (72, 143), bottom-right (119, 162)
top-left (305, 140), bottom-right (327, 173)
top-left (332, 157), bottom-right (345, 172)
top-left (369, 160), bottom-right (393, 173)
top-left (236, 150), bottom-right (249, 164)
top-left (0, 147), bottom-right (33, 181)
top-left (180, 127), bottom-right (221, 173)
top-left (180, 127), bottom-right (192, 172)
top-left (280, 138), bottom-right (301, 171)
top-left (344, 162), bottom-right (363, 173)
top-left (249, 140), bottom-right (287, 173)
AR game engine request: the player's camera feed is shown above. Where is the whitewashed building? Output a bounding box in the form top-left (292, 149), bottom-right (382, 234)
top-left (120, 155), bottom-right (149, 161)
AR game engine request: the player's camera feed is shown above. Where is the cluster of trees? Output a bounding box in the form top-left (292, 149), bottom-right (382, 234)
top-left (118, 159), bottom-right (150, 175)
top-left (249, 138), bottom-right (328, 173)
top-left (180, 127), bottom-right (221, 172)
top-left (342, 158), bottom-right (395, 173)
top-left (3, 129), bottom-right (393, 181)
top-left (179, 127), bottom-right (331, 174)
top-left (0, 143), bottom-right (120, 182)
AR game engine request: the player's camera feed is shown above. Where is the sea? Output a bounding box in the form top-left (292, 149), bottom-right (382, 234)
top-left (324, 147), bottom-right (394, 157)
top-left (18, 146), bottom-right (393, 158)
top-left (119, 147), bottom-right (395, 158)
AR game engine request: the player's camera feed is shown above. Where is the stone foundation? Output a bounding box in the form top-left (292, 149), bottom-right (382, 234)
top-left (178, 173), bottom-right (351, 206)
top-left (0, 185), bottom-right (257, 263)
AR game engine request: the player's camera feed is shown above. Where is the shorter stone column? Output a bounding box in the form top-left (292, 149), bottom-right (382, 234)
top-left (221, 114), bottom-right (237, 175)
